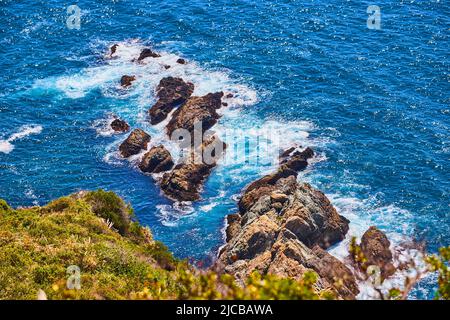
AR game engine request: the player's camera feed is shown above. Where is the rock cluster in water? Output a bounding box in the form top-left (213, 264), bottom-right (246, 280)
top-left (114, 46), bottom-right (228, 202)
top-left (107, 44), bottom-right (396, 299)
top-left (216, 147), bottom-right (362, 299)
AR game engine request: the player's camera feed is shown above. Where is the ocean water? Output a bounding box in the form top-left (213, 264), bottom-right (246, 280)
top-left (0, 0), bottom-right (448, 299)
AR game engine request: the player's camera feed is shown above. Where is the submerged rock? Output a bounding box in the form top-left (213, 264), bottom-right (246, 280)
top-left (111, 118), bottom-right (130, 133)
top-left (139, 145), bottom-right (174, 174)
top-left (119, 129), bottom-right (150, 158)
top-left (166, 92), bottom-right (224, 138)
top-left (360, 226), bottom-right (395, 278)
top-left (137, 48), bottom-right (161, 61)
top-left (120, 75), bottom-right (136, 87)
top-left (149, 77), bottom-right (195, 125)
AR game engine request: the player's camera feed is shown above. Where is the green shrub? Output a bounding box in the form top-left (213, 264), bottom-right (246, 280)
top-left (85, 190), bottom-right (132, 235)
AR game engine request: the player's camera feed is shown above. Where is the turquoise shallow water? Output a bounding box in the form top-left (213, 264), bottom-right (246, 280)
top-left (0, 0), bottom-right (448, 298)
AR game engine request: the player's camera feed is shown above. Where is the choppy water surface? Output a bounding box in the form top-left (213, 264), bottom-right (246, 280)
top-left (0, 0), bottom-right (448, 299)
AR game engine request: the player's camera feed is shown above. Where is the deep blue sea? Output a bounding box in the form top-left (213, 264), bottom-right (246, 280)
top-left (0, 0), bottom-right (448, 299)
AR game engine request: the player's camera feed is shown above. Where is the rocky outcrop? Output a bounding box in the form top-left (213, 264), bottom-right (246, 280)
top-left (217, 149), bottom-right (357, 299)
top-left (160, 161), bottom-right (214, 202)
top-left (160, 136), bottom-right (226, 202)
top-left (159, 93), bottom-right (225, 201)
top-left (139, 145), bottom-right (174, 174)
top-left (280, 146), bottom-right (314, 172)
top-left (119, 129), bottom-right (151, 158)
top-left (238, 147), bottom-right (315, 214)
top-left (166, 92), bottom-right (224, 137)
top-left (120, 75), bottom-right (136, 87)
top-left (111, 118), bottom-right (130, 133)
top-left (360, 226), bottom-right (395, 279)
top-left (149, 77), bottom-right (195, 125)
top-left (137, 48), bottom-right (161, 61)
top-left (176, 58), bottom-right (186, 64)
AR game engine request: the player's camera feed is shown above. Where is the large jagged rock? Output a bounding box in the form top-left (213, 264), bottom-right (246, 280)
top-left (139, 145), bottom-right (174, 174)
top-left (238, 147), bottom-right (315, 213)
top-left (217, 149), bottom-right (357, 299)
top-left (219, 227), bottom-right (358, 299)
top-left (360, 226), bottom-right (395, 278)
top-left (283, 182), bottom-right (349, 248)
top-left (149, 77), bottom-right (194, 125)
top-left (119, 129), bottom-right (151, 158)
top-left (160, 162), bottom-right (214, 202)
top-left (160, 135), bottom-right (226, 201)
top-left (166, 92), bottom-right (224, 138)
top-left (111, 118), bottom-right (130, 133)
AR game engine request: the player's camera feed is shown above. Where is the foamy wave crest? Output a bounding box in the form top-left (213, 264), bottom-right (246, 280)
top-left (34, 39), bottom-right (258, 107)
top-left (212, 118), bottom-right (328, 178)
top-left (156, 202), bottom-right (196, 227)
top-left (0, 125), bottom-right (43, 154)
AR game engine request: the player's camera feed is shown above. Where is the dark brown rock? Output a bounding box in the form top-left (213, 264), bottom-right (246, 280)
top-left (225, 214), bottom-right (242, 242)
top-left (360, 226), bottom-right (395, 278)
top-left (111, 118), bottom-right (130, 133)
top-left (176, 58), bottom-right (186, 64)
top-left (200, 135), bottom-right (227, 164)
top-left (160, 162), bottom-right (214, 202)
top-left (166, 92), bottom-right (224, 137)
top-left (110, 44), bottom-right (118, 57)
top-left (160, 135), bottom-right (226, 202)
top-left (280, 147), bottom-right (314, 172)
top-left (149, 77), bottom-right (194, 125)
top-left (139, 145), bottom-right (174, 174)
top-left (280, 147), bottom-right (296, 158)
top-left (120, 75), bottom-right (136, 87)
top-left (137, 48), bottom-right (161, 61)
top-left (119, 129), bottom-right (151, 158)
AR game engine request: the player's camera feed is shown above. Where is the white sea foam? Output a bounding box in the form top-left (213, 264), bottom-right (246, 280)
top-left (0, 125), bottom-right (43, 154)
top-left (156, 202), bottom-right (196, 227)
top-left (0, 141), bottom-right (14, 154)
